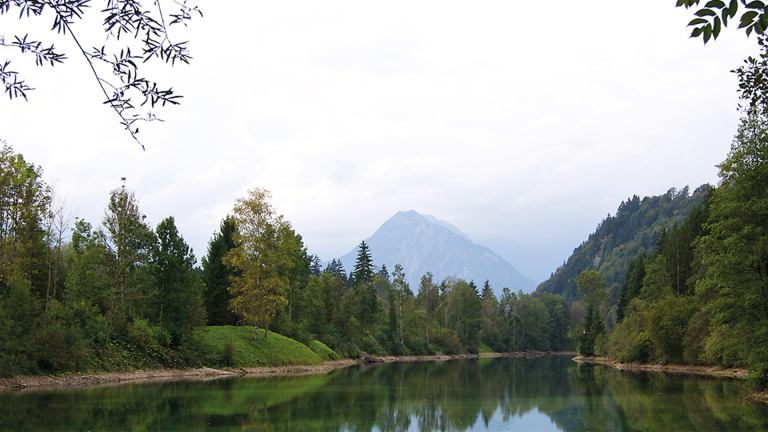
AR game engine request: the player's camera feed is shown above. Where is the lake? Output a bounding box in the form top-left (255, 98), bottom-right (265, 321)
top-left (1, 355), bottom-right (766, 431)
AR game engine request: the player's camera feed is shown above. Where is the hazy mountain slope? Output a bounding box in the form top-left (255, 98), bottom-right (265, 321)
top-left (339, 210), bottom-right (536, 295)
top-left (535, 185), bottom-right (710, 305)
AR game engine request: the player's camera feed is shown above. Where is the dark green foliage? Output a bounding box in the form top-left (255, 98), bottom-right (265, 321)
top-left (309, 254), bottom-right (322, 277)
top-left (150, 216), bottom-right (206, 347)
top-left (537, 185), bottom-right (710, 306)
top-left (378, 264), bottom-right (390, 281)
top-left (677, 1), bottom-right (765, 43)
top-left (616, 253), bottom-right (647, 322)
top-left (578, 303), bottom-right (604, 357)
top-left (695, 112), bottom-right (768, 379)
top-left (202, 216), bottom-right (238, 326)
top-left (352, 240), bottom-right (375, 287)
top-left (645, 296), bottom-right (699, 363)
top-left (323, 259), bottom-right (348, 286)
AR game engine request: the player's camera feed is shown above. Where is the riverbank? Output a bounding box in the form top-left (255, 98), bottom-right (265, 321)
top-left (572, 356), bottom-right (749, 379)
top-left (573, 356), bottom-right (768, 403)
top-left (0, 351), bottom-right (571, 392)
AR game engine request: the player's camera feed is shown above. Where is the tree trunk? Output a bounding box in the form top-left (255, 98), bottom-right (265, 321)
top-left (265, 325), bottom-right (269, 338)
top-left (253, 320), bottom-right (259, 340)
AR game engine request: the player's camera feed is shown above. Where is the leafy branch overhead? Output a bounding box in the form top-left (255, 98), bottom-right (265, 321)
top-left (678, 0), bottom-right (768, 42)
top-left (0, 0), bottom-right (202, 149)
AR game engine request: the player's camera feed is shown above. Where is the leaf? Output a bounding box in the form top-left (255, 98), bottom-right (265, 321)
top-left (745, 1), bottom-right (766, 9)
top-left (729, 0), bottom-right (739, 16)
top-left (692, 27), bottom-right (705, 37)
top-left (740, 11), bottom-right (760, 28)
top-left (695, 8), bottom-right (717, 16)
top-left (714, 16), bottom-right (723, 37)
top-left (705, 0), bottom-right (726, 7)
top-left (704, 24), bottom-right (713, 41)
top-left (689, 18), bottom-right (710, 26)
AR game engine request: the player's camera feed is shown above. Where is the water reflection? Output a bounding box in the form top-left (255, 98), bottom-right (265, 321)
top-left (0, 355), bottom-right (766, 431)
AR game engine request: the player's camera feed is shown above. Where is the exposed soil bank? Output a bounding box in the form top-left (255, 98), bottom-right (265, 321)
top-left (0, 351), bottom-right (571, 393)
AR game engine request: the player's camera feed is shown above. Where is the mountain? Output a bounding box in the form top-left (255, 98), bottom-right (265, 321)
top-left (535, 185), bottom-right (710, 306)
top-left (338, 210), bottom-right (536, 296)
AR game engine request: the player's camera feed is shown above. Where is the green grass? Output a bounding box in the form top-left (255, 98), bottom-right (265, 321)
top-left (197, 326), bottom-right (330, 367)
top-left (308, 339), bottom-right (341, 361)
top-left (479, 342), bottom-right (495, 354)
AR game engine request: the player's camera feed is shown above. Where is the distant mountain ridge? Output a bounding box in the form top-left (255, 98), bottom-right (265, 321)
top-left (338, 210), bottom-right (536, 296)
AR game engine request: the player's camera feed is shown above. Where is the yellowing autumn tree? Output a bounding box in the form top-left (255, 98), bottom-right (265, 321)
top-left (223, 188), bottom-right (298, 339)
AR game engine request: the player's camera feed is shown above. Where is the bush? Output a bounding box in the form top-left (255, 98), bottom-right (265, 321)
top-left (153, 326), bottom-right (172, 348)
top-left (221, 339), bottom-right (234, 366)
top-left (36, 326), bottom-right (87, 373)
top-left (646, 296), bottom-right (698, 363)
top-left (438, 329), bottom-right (464, 355)
top-left (127, 319), bottom-right (157, 350)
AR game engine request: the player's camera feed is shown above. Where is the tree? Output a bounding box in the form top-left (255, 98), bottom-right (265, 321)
top-left (351, 240), bottom-right (374, 287)
top-left (0, 0), bottom-right (202, 149)
top-left (309, 254), bottom-right (322, 277)
top-left (323, 258), bottom-right (348, 286)
top-left (418, 272), bottom-right (438, 349)
top-left (575, 270), bottom-right (607, 311)
top-left (378, 264), bottom-right (390, 281)
top-left (695, 112), bottom-right (768, 376)
top-left (575, 270), bottom-right (607, 356)
top-left (201, 216), bottom-right (238, 326)
top-left (99, 181), bottom-right (154, 341)
top-left (391, 264), bottom-right (410, 345)
top-left (150, 216), bottom-right (205, 347)
top-left (223, 188), bottom-right (294, 340)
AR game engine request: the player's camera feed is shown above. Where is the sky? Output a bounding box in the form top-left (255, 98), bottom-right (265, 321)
top-left (0, 1), bottom-right (761, 284)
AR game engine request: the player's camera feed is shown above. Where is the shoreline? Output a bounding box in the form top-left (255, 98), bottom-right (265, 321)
top-left (573, 356), bottom-right (768, 403)
top-left (0, 351), bottom-right (571, 393)
top-left (572, 356), bottom-right (749, 379)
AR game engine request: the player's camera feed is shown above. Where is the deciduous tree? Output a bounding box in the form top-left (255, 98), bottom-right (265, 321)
top-left (223, 188), bottom-right (294, 340)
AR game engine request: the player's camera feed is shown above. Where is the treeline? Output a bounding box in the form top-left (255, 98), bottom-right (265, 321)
top-left (575, 48), bottom-right (768, 386)
top-left (0, 146), bottom-right (572, 378)
top-left (204, 197), bottom-right (574, 356)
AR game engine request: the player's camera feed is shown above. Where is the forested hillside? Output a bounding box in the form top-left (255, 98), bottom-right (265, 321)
top-left (570, 35), bottom-right (768, 388)
top-left (536, 185), bottom-right (710, 311)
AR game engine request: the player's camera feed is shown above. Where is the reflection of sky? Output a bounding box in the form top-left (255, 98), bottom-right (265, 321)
top-left (370, 408), bottom-right (562, 432)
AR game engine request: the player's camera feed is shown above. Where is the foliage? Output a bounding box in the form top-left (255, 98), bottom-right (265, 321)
top-left (695, 112), bottom-right (768, 376)
top-left (677, 0), bottom-right (768, 43)
top-left (149, 216), bottom-right (205, 347)
top-left (202, 215), bottom-right (238, 326)
top-left (0, 0), bottom-right (202, 148)
top-left (223, 188), bottom-right (297, 339)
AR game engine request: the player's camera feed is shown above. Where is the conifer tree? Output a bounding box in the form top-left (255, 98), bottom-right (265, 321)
top-left (202, 216), bottom-right (238, 326)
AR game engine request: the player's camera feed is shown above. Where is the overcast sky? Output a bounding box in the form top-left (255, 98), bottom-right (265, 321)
top-left (0, 1), bottom-right (760, 283)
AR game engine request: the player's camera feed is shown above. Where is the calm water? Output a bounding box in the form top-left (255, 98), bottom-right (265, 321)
top-left (1, 355), bottom-right (767, 431)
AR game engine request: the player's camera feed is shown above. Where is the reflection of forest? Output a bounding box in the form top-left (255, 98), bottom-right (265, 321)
top-left (0, 356), bottom-right (766, 431)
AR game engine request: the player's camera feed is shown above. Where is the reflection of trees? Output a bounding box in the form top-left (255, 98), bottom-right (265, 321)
top-left (1, 357), bottom-right (768, 431)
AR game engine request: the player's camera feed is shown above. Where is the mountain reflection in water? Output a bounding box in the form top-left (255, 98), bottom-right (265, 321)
top-left (1, 355), bottom-right (766, 431)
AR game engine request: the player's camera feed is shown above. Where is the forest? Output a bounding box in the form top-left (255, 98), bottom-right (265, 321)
top-left (0, 157), bottom-right (571, 378)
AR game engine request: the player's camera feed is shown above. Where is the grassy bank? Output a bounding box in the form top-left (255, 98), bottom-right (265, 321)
top-left (196, 326), bottom-right (340, 368)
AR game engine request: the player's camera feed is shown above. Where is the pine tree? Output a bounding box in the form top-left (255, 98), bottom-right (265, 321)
top-left (352, 240), bottom-right (375, 287)
top-left (378, 264), bottom-right (390, 281)
top-left (202, 216), bottom-right (238, 326)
